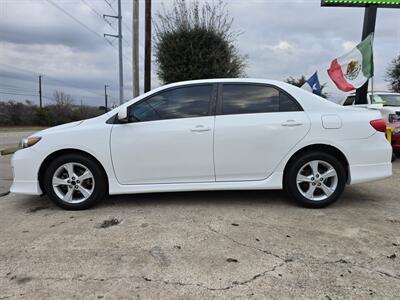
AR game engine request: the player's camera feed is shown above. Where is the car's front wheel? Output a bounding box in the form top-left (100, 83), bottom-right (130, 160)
top-left (284, 152), bottom-right (346, 208)
top-left (43, 153), bottom-right (107, 210)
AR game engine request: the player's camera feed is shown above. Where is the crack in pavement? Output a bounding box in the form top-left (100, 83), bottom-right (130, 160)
top-left (376, 270), bottom-right (400, 280)
top-left (309, 258), bottom-right (400, 281)
top-left (142, 262), bottom-right (285, 291)
top-left (207, 225), bottom-right (400, 283)
top-left (207, 225), bottom-right (290, 262)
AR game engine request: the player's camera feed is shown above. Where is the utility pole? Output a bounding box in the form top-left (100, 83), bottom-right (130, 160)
top-left (104, 0), bottom-right (124, 105)
top-left (144, 0), bottom-right (151, 92)
top-left (355, 6), bottom-right (377, 105)
top-left (104, 85), bottom-right (109, 111)
top-left (132, 0), bottom-right (140, 97)
top-left (38, 75), bottom-right (42, 108)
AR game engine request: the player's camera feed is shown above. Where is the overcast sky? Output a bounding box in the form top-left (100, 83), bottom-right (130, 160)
top-left (0, 0), bottom-right (399, 106)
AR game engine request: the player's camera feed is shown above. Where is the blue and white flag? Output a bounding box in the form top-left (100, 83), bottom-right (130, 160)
top-left (301, 72), bottom-right (322, 96)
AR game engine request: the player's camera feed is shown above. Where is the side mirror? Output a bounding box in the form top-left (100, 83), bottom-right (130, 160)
top-left (117, 106), bottom-right (128, 121)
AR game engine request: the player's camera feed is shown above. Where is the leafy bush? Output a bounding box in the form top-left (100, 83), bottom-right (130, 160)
top-left (154, 0), bottom-right (246, 84)
top-left (386, 54), bottom-right (400, 93)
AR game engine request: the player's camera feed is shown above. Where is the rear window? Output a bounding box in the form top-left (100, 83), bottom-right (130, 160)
top-left (343, 96), bottom-right (355, 106)
top-left (221, 84), bottom-right (300, 115)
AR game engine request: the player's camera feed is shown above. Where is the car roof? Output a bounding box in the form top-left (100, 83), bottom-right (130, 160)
top-left (158, 78), bottom-right (285, 88)
top-left (107, 77), bottom-right (340, 115)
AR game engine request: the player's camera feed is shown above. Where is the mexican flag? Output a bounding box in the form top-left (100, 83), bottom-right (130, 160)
top-left (327, 34), bottom-right (374, 92)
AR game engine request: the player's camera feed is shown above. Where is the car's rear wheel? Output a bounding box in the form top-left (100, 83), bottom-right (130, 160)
top-left (43, 153), bottom-right (107, 210)
top-left (284, 151), bottom-right (346, 208)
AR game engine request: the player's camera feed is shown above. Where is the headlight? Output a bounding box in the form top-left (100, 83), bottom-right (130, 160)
top-left (18, 137), bottom-right (41, 149)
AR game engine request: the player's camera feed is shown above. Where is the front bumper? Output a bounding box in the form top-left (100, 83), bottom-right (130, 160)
top-left (10, 148), bottom-right (42, 195)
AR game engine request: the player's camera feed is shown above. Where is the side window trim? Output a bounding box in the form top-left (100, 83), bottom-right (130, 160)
top-left (215, 82), bottom-right (303, 116)
top-left (125, 83), bottom-right (218, 123)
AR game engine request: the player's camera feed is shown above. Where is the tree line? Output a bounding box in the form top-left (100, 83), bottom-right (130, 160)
top-left (0, 90), bottom-right (104, 126)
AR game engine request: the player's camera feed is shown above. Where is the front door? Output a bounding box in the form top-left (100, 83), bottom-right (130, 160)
top-left (111, 84), bottom-right (216, 184)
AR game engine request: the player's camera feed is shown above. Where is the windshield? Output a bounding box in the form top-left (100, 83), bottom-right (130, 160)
top-left (371, 94), bottom-right (400, 106)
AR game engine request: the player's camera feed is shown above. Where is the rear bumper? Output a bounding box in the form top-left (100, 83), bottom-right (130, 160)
top-left (349, 162), bottom-right (392, 184)
top-left (337, 132), bottom-right (392, 185)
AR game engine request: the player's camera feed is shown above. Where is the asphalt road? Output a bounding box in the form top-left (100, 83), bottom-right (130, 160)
top-left (0, 131), bottom-right (399, 299)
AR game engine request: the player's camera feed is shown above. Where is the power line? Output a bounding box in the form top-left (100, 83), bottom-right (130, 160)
top-left (80, 0), bottom-right (115, 29)
top-left (0, 66), bottom-right (104, 99)
top-left (104, 0), bottom-right (117, 14)
top-left (0, 91), bottom-right (38, 97)
top-left (0, 63), bottom-right (38, 75)
top-left (46, 0), bottom-right (105, 41)
top-left (0, 84), bottom-right (37, 94)
top-left (45, 0), bottom-right (132, 67)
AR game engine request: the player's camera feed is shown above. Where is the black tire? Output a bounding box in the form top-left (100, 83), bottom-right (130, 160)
top-left (43, 153), bottom-right (107, 210)
top-left (283, 151), bottom-right (346, 208)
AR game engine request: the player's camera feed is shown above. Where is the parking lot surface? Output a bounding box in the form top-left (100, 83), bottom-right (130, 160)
top-left (0, 132), bottom-right (399, 299)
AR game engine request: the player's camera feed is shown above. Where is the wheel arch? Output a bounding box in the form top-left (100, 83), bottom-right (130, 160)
top-left (283, 144), bottom-right (350, 185)
top-left (38, 148), bottom-right (109, 194)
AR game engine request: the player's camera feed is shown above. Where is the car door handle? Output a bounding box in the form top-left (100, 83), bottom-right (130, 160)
top-left (190, 125), bottom-right (211, 133)
top-left (281, 120), bottom-right (303, 127)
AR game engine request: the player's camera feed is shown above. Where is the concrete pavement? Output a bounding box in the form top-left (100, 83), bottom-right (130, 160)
top-left (0, 162), bottom-right (399, 299)
top-left (1, 130), bottom-right (399, 299)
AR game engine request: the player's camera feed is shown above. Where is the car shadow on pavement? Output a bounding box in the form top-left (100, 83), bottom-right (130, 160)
top-left (102, 190), bottom-right (294, 208)
top-left (10, 186), bottom-right (382, 212)
top-left (11, 190), bottom-right (296, 212)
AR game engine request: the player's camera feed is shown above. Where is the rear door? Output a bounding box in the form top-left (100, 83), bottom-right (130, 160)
top-left (214, 83), bottom-right (310, 181)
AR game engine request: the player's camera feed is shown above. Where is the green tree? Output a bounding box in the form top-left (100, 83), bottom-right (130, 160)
top-left (285, 76), bottom-right (307, 88)
top-left (285, 75), bottom-right (328, 99)
top-left (154, 0), bottom-right (246, 84)
top-left (386, 54), bottom-right (400, 93)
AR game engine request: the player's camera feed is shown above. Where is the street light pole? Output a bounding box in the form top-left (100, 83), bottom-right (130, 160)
top-left (132, 0), bottom-right (140, 97)
top-left (104, 85), bottom-right (109, 111)
top-left (38, 75), bottom-right (43, 108)
top-left (144, 0), bottom-right (151, 92)
top-left (104, 0), bottom-right (124, 105)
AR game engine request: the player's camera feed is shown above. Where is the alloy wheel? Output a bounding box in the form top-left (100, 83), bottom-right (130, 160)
top-left (296, 160), bottom-right (338, 201)
top-left (52, 162), bottom-right (95, 204)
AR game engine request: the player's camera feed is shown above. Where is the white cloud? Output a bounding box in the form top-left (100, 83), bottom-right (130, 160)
top-left (342, 41), bottom-right (357, 52)
top-left (265, 41), bottom-right (294, 53)
top-left (0, 0), bottom-right (399, 105)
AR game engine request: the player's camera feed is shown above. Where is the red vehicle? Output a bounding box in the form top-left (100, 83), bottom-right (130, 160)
top-left (389, 122), bottom-right (400, 155)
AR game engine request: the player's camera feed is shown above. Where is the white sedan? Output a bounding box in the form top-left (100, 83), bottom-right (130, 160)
top-left (11, 79), bottom-right (392, 209)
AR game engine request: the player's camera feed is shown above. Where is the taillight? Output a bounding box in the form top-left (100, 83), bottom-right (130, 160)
top-left (369, 119), bottom-right (387, 133)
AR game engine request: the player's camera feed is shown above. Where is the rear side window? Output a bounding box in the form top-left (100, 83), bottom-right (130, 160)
top-left (221, 84), bottom-right (300, 115)
top-left (222, 84), bottom-right (279, 114)
top-left (279, 92), bottom-right (300, 112)
top-left (343, 96), bottom-right (355, 106)
top-left (128, 85), bottom-right (212, 122)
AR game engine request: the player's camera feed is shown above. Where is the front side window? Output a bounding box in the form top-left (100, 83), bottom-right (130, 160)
top-left (221, 84), bottom-right (300, 115)
top-left (129, 85), bottom-right (212, 122)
